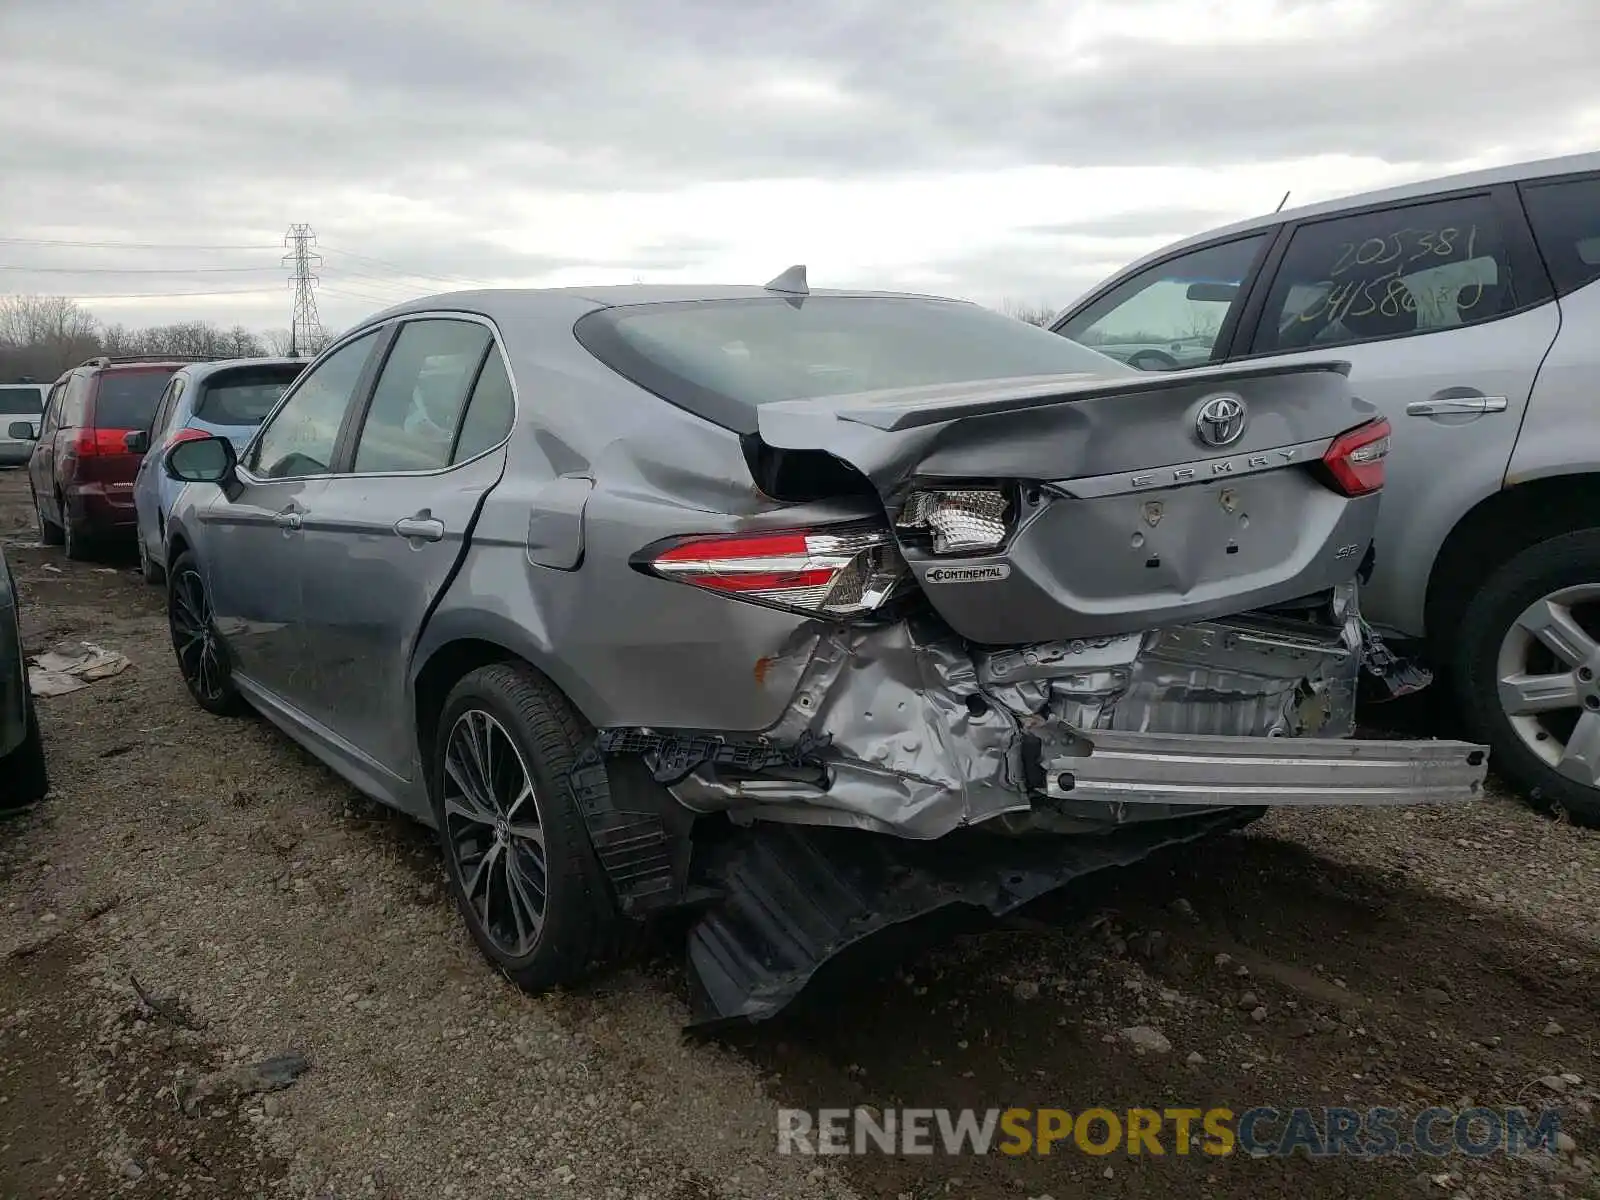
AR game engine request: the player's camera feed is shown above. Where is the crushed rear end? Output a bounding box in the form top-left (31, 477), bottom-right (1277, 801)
top-left (570, 294), bottom-right (1488, 1024)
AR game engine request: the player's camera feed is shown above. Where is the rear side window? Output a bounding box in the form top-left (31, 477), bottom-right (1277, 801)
top-left (1251, 193), bottom-right (1516, 354)
top-left (451, 350), bottom-right (514, 463)
top-left (195, 367), bottom-right (304, 425)
top-left (576, 296), bottom-right (1127, 433)
top-left (1521, 176), bottom-right (1600, 299)
top-left (0, 386), bottom-right (44, 415)
top-left (92, 369), bottom-right (177, 429)
top-left (352, 319), bottom-right (493, 473)
top-left (1055, 234), bottom-right (1269, 371)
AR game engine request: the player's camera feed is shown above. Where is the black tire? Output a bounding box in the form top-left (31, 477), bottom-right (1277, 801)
top-left (32, 489), bottom-right (62, 547)
top-left (431, 662), bottom-right (621, 992)
top-left (1454, 530), bottom-right (1600, 827)
top-left (137, 533), bottom-right (164, 585)
top-left (166, 551), bottom-right (246, 716)
top-left (0, 690), bottom-right (49, 809)
top-left (62, 512), bottom-right (94, 562)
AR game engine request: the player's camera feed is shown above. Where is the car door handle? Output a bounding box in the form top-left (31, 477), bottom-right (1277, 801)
top-left (394, 516), bottom-right (445, 542)
top-left (273, 510), bottom-right (303, 530)
top-left (1405, 395), bottom-right (1509, 417)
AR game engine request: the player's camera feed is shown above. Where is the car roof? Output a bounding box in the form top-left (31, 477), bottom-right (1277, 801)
top-left (1101, 149), bottom-right (1600, 286)
top-left (169, 356), bottom-right (307, 385)
top-left (362, 283), bottom-right (970, 327)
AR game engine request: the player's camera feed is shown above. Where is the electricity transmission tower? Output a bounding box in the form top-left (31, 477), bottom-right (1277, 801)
top-left (282, 224), bottom-right (325, 356)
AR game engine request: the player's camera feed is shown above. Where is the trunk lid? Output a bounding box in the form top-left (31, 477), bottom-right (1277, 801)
top-left (754, 360), bottom-right (1383, 643)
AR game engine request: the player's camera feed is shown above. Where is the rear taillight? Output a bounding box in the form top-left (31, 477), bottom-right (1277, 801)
top-left (1319, 418), bottom-right (1391, 497)
top-left (72, 428), bottom-right (139, 457)
top-left (895, 488), bottom-right (1012, 554)
top-left (167, 426), bottom-right (212, 448)
top-left (640, 525), bottom-right (909, 617)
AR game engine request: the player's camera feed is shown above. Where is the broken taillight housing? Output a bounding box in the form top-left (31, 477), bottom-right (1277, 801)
top-left (1319, 418), bottom-right (1391, 497)
top-left (895, 488), bottom-right (1012, 554)
top-left (642, 525), bottom-right (909, 616)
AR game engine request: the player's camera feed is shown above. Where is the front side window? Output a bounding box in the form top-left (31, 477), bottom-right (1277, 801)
top-left (1251, 193), bottom-right (1516, 354)
top-left (150, 378), bottom-right (185, 437)
top-left (248, 330), bottom-right (378, 479)
top-left (1521, 176), bottom-right (1600, 299)
top-left (351, 319), bottom-right (492, 474)
top-left (1055, 235), bottom-right (1269, 371)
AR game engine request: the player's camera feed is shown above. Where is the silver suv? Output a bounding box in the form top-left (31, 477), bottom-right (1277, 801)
top-left (1053, 151), bottom-right (1600, 824)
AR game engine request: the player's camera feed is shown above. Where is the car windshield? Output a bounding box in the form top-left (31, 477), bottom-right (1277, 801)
top-left (195, 366), bottom-right (304, 425)
top-left (576, 296), bottom-right (1127, 432)
top-left (0, 386), bottom-right (43, 414)
top-left (95, 369), bottom-right (177, 428)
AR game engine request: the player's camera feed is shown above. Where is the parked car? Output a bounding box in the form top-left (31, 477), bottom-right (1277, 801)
top-left (0, 383), bottom-right (45, 468)
top-left (1052, 151), bottom-right (1600, 825)
top-left (129, 357), bottom-right (305, 583)
top-left (0, 541), bottom-right (47, 807)
top-left (157, 275), bottom-right (1487, 1022)
top-left (15, 356), bottom-right (212, 560)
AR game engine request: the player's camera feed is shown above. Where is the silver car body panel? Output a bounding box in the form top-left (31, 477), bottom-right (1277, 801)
top-left (1050, 149), bottom-right (1600, 641)
top-left (165, 287), bottom-right (1487, 841)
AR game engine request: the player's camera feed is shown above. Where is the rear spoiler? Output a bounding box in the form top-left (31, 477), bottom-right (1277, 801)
top-left (806, 359), bottom-right (1354, 433)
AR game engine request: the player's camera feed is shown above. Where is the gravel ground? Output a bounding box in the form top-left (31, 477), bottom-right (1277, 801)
top-left (1, 465), bottom-right (1596, 1200)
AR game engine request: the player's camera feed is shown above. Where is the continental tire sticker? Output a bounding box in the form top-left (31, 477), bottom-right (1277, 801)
top-left (923, 564), bottom-right (1012, 584)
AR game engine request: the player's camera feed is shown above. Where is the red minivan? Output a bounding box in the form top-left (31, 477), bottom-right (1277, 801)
top-left (24, 356), bottom-right (201, 560)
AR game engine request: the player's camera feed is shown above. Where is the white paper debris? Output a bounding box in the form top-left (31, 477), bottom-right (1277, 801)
top-left (28, 642), bottom-right (131, 697)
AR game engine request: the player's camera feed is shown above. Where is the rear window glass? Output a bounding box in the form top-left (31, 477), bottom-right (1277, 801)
top-left (93, 369), bottom-right (177, 428)
top-left (195, 366), bottom-right (305, 425)
top-left (574, 296), bottom-right (1128, 433)
top-left (0, 386), bottom-right (44, 415)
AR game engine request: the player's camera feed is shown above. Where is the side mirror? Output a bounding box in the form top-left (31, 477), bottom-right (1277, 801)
top-left (6, 421), bottom-right (34, 440)
top-left (165, 434), bottom-right (237, 484)
top-left (124, 430), bottom-right (150, 454)
top-left (1186, 281), bottom-right (1239, 303)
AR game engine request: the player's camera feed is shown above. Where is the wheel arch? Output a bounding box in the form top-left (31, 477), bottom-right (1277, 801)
top-left (1425, 472), bottom-right (1600, 651)
top-left (409, 611), bottom-right (597, 791)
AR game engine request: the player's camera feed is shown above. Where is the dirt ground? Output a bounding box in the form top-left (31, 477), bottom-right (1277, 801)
top-left (0, 465), bottom-right (1595, 1200)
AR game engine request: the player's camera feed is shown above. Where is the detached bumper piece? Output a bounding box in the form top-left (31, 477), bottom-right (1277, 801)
top-left (1040, 729), bottom-right (1489, 807)
top-left (685, 810), bottom-right (1253, 1027)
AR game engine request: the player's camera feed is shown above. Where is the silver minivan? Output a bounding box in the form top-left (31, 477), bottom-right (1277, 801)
top-left (0, 383), bottom-right (45, 468)
top-left (1053, 151), bottom-right (1600, 825)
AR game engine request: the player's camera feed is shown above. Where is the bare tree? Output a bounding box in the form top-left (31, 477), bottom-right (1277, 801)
top-left (0, 295), bottom-right (100, 378)
top-left (262, 328), bottom-right (296, 356)
top-left (997, 298), bottom-right (1059, 328)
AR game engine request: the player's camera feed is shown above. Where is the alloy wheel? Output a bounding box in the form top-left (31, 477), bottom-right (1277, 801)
top-left (1495, 583), bottom-right (1600, 787)
top-left (441, 709), bottom-right (549, 958)
top-left (169, 566), bottom-right (226, 702)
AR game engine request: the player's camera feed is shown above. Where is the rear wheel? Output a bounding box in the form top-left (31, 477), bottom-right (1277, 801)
top-left (431, 663), bottom-right (621, 992)
top-left (167, 551), bottom-right (245, 716)
top-left (62, 512), bottom-right (94, 562)
top-left (137, 533), bottom-right (164, 585)
top-left (1454, 531), bottom-right (1600, 827)
top-left (32, 489), bottom-right (62, 546)
top-left (0, 691), bottom-right (49, 809)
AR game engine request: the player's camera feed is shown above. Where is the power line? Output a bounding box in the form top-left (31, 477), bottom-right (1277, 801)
top-left (320, 245), bottom-right (491, 288)
top-left (53, 286), bottom-right (287, 300)
top-left (0, 264), bottom-right (279, 274)
top-left (283, 224), bottom-right (325, 357)
top-left (0, 236), bottom-right (277, 251)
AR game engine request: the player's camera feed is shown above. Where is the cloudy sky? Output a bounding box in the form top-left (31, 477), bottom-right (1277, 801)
top-left (2, 0), bottom-right (1596, 336)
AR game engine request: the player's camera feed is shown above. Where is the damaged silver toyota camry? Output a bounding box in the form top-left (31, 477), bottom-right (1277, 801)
top-left (159, 268), bottom-right (1489, 1025)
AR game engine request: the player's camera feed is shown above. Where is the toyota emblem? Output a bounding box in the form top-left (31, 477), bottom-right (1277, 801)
top-left (1195, 394), bottom-right (1247, 447)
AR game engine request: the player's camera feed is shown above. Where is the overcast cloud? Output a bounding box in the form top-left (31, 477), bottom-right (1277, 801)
top-left (1, 0), bottom-right (1595, 332)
